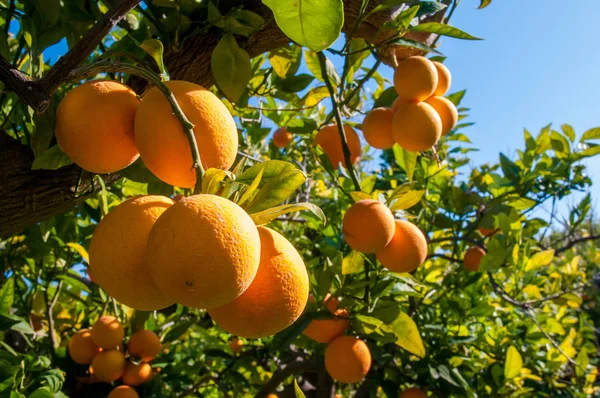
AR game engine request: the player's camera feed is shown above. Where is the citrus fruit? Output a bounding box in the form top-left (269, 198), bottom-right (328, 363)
top-left (89, 195), bottom-right (175, 311)
top-left (68, 329), bottom-right (100, 365)
top-left (343, 199), bottom-right (395, 253)
top-left (393, 56), bottom-right (438, 103)
top-left (229, 337), bottom-right (244, 353)
top-left (432, 61), bottom-right (451, 96)
top-left (134, 80), bottom-right (238, 188)
top-left (147, 194), bottom-right (260, 309)
top-left (325, 336), bottom-right (371, 383)
top-left (314, 124), bottom-right (361, 168)
top-left (272, 127), bottom-right (293, 148)
top-left (91, 350), bottom-right (126, 382)
top-left (400, 387), bottom-right (427, 398)
top-left (128, 330), bottom-right (161, 362)
top-left (91, 316), bottom-right (124, 350)
top-left (55, 81), bottom-right (139, 174)
top-left (425, 96), bottom-right (458, 136)
top-left (464, 247), bottom-right (486, 272)
top-left (376, 220), bottom-right (428, 273)
top-left (478, 227), bottom-right (498, 237)
top-left (208, 226), bottom-right (309, 338)
top-left (122, 361), bottom-right (153, 386)
top-left (107, 386), bottom-right (139, 398)
top-left (362, 108), bottom-right (395, 149)
top-left (392, 102), bottom-right (442, 152)
top-left (303, 296), bottom-right (350, 343)
top-left (392, 96), bottom-right (407, 111)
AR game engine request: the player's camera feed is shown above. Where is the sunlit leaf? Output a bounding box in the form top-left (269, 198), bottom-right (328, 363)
top-left (410, 22), bottom-right (482, 40)
top-left (383, 312), bottom-right (426, 357)
top-left (525, 249), bottom-right (555, 271)
top-left (237, 160), bottom-right (299, 187)
top-left (0, 277), bottom-right (14, 314)
top-left (250, 203), bottom-right (326, 225)
top-left (246, 170), bottom-right (306, 213)
top-left (140, 39), bottom-right (170, 79)
top-left (504, 346), bottom-right (523, 379)
top-left (66, 242), bottom-right (89, 263)
top-left (211, 33), bottom-right (251, 102)
top-left (342, 251), bottom-right (364, 275)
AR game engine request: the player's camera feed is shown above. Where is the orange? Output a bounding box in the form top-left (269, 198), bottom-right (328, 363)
top-left (128, 330), bottom-right (161, 362)
top-left (314, 124), bottom-right (361, 168)
top-left (478, 227), bottom-right (498, 237)
top-left (464, 247), bottom-right (486, 272)
top-left (400, 387), bottom-right (427, 398)
top-left (91, 350), bottom-right (126, 382)
top-left (208, 226), bottom-right (309, 338)
top-left (89, 196), bottom-right (175, 311)
top-left (134, 80), bottom-right (238, 188)
top-left (392, 97), bottom-right (407, 111)
top-left (393, 56), bottom-right (438, 103)
top-left (376, 220), bottom-right (427, 273)
top-left (267, 395), bottom-right (278, 398)
top-left (303, 296), bottom-right (350, 344)
top-left (272, 127), bottom-right (293, 148)
top-left (68, 329), bottom-right (100, 364)
top-left (122, 361), bottom-right (153, 386)
top-left (55, 81), bottom-right (139, 174)
top-left (392, 102), bottom-right (442, 152)
top-left (362, 108), bottom-right (395, 150)
top-left (91, 316), bottom-right (124, 349)
top-left (425, 96), bottom-right (458, 136)
top-left (343, 200), bottom-right (395, 253)
top-left (108, 386), bottom-right (139, 398)
top-left (325, 336), bottom-right (371, 383)
top-left (432, 61), bottom-right (451, 96)
top-left (147, 194), bottom-right (260, 309)
top-left (229, 337), bottom-right (244, 353)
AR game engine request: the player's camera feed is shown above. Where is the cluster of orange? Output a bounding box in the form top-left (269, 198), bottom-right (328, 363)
top-left (56, 80), bottom-right (238, 188)
top-left (89, 194), bottom-right (309, 339)
top-left (67, 316), bottom-right (160, 398)
top-left (363, 56), bottom-right (458, 152)
top-left (343, 199), bottom-right (428, 273)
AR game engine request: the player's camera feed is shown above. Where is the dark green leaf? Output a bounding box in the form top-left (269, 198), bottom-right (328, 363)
top-left (410, 22), bottom-right (482, 40)
top-left (391, 38), bottom-right (441, 54)
top-left (31, 145), bottom-right (73, 170)
top-left (499, 153), bottom-right (520, 182)
top-left (211, 33), bottom-right (251, 102)
top-left (276, 74), bottom-right (314, 93)
top-left (366, 0), bottom-right (411, 18)
top-left (0, 277), bottom-right (14, 314)
top-left (417, 1), bottom-right (447, 17)
top-left (445, 90), bottom-right (466, 106)
top-left (246, 169), bottom-right (307, 213)
top-left (373, 87), bottom-right (398, 108)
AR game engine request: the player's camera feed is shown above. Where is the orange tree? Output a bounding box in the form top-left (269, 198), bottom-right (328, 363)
top-left (0, 0), bottom-right (599, 397)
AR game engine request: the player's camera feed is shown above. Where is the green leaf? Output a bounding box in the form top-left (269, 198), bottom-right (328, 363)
top-left (236, 160), bottom-right (299, 187)
top-left (410, 22), bottom-right (482, 40)
top-left (163, 319), bottom-right (195, 342)
top-left (525, 249), bottom-right (555, 272)
top-left (211, 33), bottom-right (251, 102)
top-left (300, 86), bottom-right (329, 107)
top-left (56, 273), bottom-right (91, 293)
top-left (342, 251), bottom-right (364, 275)
top-left (508, 197), bottom-right (537, 211)
top-left (561, 124), bottom-right (576, 142)
top-left (384, 312), bottom-right (425, 357)
top-left (269, 44), bottom-right (303, 78)
top-left (366, 0), bottom-right (411, 18)
top-left (262, 0), bottom-right (344, 51)
top-left (575, 347), bottom-right (589, 378)
top-left (130, 311), bottom-right (151, 334)
top-left (201, 168), bottom-right (233, 195)
top-left (31, 145), bottom-right (73, 170)
top-left (391, 38), bottom-right (441, 54)
top-left (576, 144), bottom-right (600, 160)
top-left (373, 87), bottom-right (398, 108)
top-left (393, 145), bottom-right (417, 181)
top-left (276, 74), bottom-right (314, 92)
top-left (0, 30), bottom-right (9, 60)
top-left (504, 346), bottom-right (522, 380)
top-left (0, 313), bottom-right (34, 334)
top-left (445, 90), bottom-right (466, 106)
top-left (27, 388), bottom-right (54, 398)
top-left (579, 127), bottom-right (600, 142)
top-left (94, 175), bottom-right (108, 217)
top-left (238, 168), bottom-right (264, 206)
top-left (417, 1), bottom-right (447, 17)
top-left (31, 113), bottom-right (55, 157)
top-left (140, 39), bottom-right (170, 80)
top-left (250, 203), bottom-right (326, 225)
top-left (387, 5), bottom-right (420, 31)
top-left (294, 379), bottom-right (307, 398)
top-left (390, 190), bottom-right (425, 211)
top-left (246, 170), bottom-right (307, 213)
top-left (0, 277), bottom-right (14, 314)
top-left (499, 153), bottom-right (520, 182)
top-left (478, 0), bottom-right (492, 9)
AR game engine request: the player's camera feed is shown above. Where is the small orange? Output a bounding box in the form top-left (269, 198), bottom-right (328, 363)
top-left (464, 247), bottom-right (486, 272)
top-left (432, 61), bottom-right (451, 96)
top-left (376, 220), bottom-right (427, 273)
top-left (425, 96), bottom-right (458, 136)
top-left (392, 102), bottom-right (442, 152)
top-left (272, 127), bottom-right (293, 148)
top-left (128, 330), bottom-right (161, 362)
top-left (121, 361), bottom-right (153, 386)
top-left (267, 394), bottom-right (278, 398)
top-left (478, 227), bottom-right (498, 237)
top-left (325, 336), bottom-right (371, 383)
top-left (362, 108), bottom-right (395, 149)
top-left (229, 337), bottom-right (244, 354)
top-left (303, 296), bottom-right (350, 344)
top-left (343, 200), bottom-right (395, 253)
top-left (107, 386), bottom-right (139, 398)
top-left (91, 350), bottom-right (126, 382)
top-left (91, 316), bottom-right (124, 350)
top-left (68, 329), bottom-right (100, 365)
top-left (393, 56), bottom-right (438, 103)
top-left (314, 124), bottom-right (361, 169)
top-left (391, 96), bottom-right (407, 111)
top-left (400, 387), bottom-right (427, 398)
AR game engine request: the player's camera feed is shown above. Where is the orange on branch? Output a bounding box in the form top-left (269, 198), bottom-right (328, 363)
top-left (362, 108), bottom-right (395, 149)
top-left (91, 316), bottom-right (124, 350)
top-left (343, 199), bottom-right (395, 253)
top-left (393, 56), bottom-right (438, 103)
top-left (89, 196), bottom-right (175, 311)
top-left (121, 361), bottom-right (153, 386)
top-left (399, 387), bottom-right (428, 398)
top-left (464, 247), bottom-right (486, 272)
top-left (376, 220), bottom-right (428, 273)
top-left (325, 336), bottom-right (371, 383)
top-left (303, 295), bottom-right (350, 344)
top-left (392, 102), bottom-right (442, 152)
top-left (55, 81), bottom-right (139, 174)
top-left (432, 61), bottom-right (452, 96)
top-left (272, 127), bottom-right (293, 148)
top-left (134, 80), bottom-right (238, 188)
top-left (91, 350), bottom-right (126, 382)
top-left (478, 227), bottom-right (498, 237)
top-left (425, 96), bottom-right (458, 136)
top-left (147, 194), bottom-right (260, 309)
top-left (208, 226), bottom-right (309, 338)
top-left (127, 330), bottom-right (161, 362)
top-left (68, 329), bottom-right (100, 365)
top-left (314, 124), bottom-right (361, 169)
top-left (107, 386), bottom-right (139, 398)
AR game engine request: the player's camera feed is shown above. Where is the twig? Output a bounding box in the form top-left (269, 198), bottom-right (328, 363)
top-left (428, 235), bottom-right (482, 247)
top-left (341, 0), bottom-right (371, 53)
top-left (254, 360), bottom-right (318, 398)
top-left (46, 280), bottom-right (63, 354)
top-left (487, 271), bottom-right (529, 308)
top-left (178, 372), bottom-right (216, 397)
top-left (523, 283), bottom-right (588, 306)
top-left (237, 151), bottom-right (263, 163)
top-left (525, 308), bottom-right (578, 367)
top-left (427, 253), bottom-right (461, 263)
top-left (554, 234), bottom-right (600, 255)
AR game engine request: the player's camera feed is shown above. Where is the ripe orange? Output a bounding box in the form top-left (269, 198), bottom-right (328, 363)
top-left (128, 330), bottom-right (161, 362)
top-left (91, 350), bottom-right (126, 382)
top-left (392, 96), bottom-right (407, 111)
top-left (392, 102), bottom-right (442, 152)
top-left (464, 247), bottom-right (486, 272)
top-left (478, 227), bottom-right (498, 237)
top-left (393, 56), bottom-right (438, 103)
top-left (208, 226), bottom-right (309, 338)
top-left (267, 394), bottom-right (278, 398)
top-left (325, 336), bottom-right (371, 383)
top-left (89, 196), bottom-right (175, 311)
top-left (91, 316), bottom-right (124, 349)
top-left (432, 61), bottom-right (451, 96)
top-left (400, 387), bottom-right (427, 398)
top-left (362, 108), bottom-right (395, 149)
top-left (425, 96), bottom-right (458, 136)
top-left (314, 124), bottom-right (361, 168)
top-left (134, 80), bottom-right (238, 188)
top-left (272, 127), bottom-right (293, 148)
top-left (376, 220), bottom-right (427, 273)
top-left (122, 361), bottom-right (153, 386)
top-left (343, 200), bottom-right (395, 253)
top-left (55, 81), bottom-right (139, 174)
top-left (68, 329), bottom-right (100, 365)
top-left (108, 386), bottom-right (139, 398)
top-left (147, 194), bottom-right (260, 309)
top-left (229, 337), bottom-right (244, 353)
top-left (303, 296), bottom-right (350, 344)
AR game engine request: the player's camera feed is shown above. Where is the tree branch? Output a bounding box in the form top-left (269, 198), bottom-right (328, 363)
top-left (46, 280), bottom-right (63, 354)
top-left (254, 360), bottom-right (318, 398)
top-left (554, 234), bottom-right (600, 255)
top-left (0, 56), bottom-right (50, 112)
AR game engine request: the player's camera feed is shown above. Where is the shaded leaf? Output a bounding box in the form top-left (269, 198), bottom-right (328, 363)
top-left (31, 145), bottom-right (73, 170)
top-left (211, 33), bottom-right (251, 102)
top-left (0, 277), bottom-right (14, 314)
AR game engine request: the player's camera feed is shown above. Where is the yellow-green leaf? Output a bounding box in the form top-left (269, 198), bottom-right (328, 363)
top-left (300, 86), bottom-right (329, 107)
top-left (342, 251), bottom-right (364, 275)
top-left (350, 191), bottom-right (372, 202)
top-left (383, 312), bottom-right (425, 357)
top-left (236, 160), bottom-right (298, 187)
top-left (525, 249), bottom-right (554, 271)
top-left (504, 346), bottom-right (523, 379)
top-left (390, 190), bottom-right (425, 211)
top-left (246, 170), bottom-right (306, 213)
top-left (140, 39), bottom-right (169, 79)
top-left (202, 168), bottom-right (234, 195)
top-left (294, 379), bottom-right (306, 398)
top-left (238, 168), bottom-right (265, 206)
top-left (66, 243), bottom-right (89, 263)
top-left (211, 33), bottom-right (250, 102)
top-left (250, 203), bottom-right (326, 225)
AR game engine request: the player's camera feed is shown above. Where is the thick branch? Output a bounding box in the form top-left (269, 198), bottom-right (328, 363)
top-left (254, 360), bottom-right (318, 398)
top-left (0, 56), bottom-right (50, 112)
top-left (554, 234), bottom-right (600, 255)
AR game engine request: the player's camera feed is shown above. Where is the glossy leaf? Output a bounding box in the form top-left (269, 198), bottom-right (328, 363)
top-left (410, 22), bottom-right (482, 40)
top-left (31, 145), bottom-right (74, 170)
top-left (250, 203), bottom-right (325, 225)
top-left (211, 33), bottom-right (251, 102)
top-left (236, 160), bottom-right (299, 187)
top-left (246, 170), bottom-right (307, 213)
top-left (384, 312), bottom-right (426, 357)
top-left (504, 346), bottom-right (523, 379)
